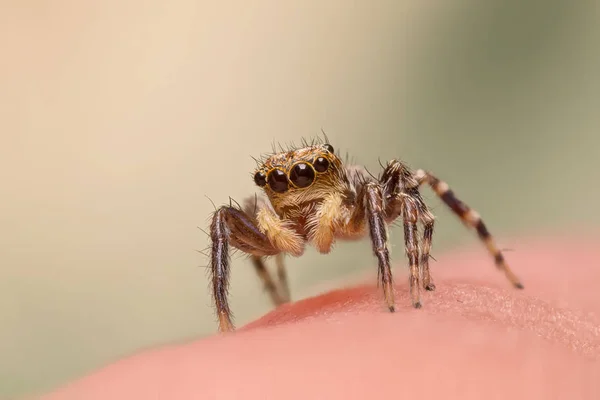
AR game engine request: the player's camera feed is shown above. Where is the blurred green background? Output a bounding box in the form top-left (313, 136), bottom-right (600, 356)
top-left (1, 0), bottom-right (599, 397)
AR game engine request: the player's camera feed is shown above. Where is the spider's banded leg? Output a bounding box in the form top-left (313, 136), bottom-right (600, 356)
top-left (210, 206), bottom-right (278, 332)
top-left (414, 169), bottom-right (524, 289)
top-left (275, 253), bottom-right (291, 303)
top-left (250, 256), bottom-right (287, 306)
top-left (402, 196), bottom-right (422, 308)
top-left (364, 183), bottom-right (395, 312)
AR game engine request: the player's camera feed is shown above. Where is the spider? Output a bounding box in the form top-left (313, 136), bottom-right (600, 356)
top-left (208, 139), bottom-right (523, 332)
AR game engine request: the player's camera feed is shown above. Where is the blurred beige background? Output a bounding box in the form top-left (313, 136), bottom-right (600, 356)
top-left (1, 0), bottom-right (599, 397)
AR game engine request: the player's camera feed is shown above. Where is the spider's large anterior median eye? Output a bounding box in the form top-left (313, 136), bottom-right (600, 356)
top-left (267, 169), bottom-right (289, 193)
top-left (313, 157), bottom-right (330, 173)
top-left (289, 162), bottom-right (315, 188)
top-left (253, 171), bottom-right (267, 187)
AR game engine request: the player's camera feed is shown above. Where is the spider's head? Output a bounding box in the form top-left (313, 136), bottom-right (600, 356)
top-left (252, 143), bottom-right (347, 209)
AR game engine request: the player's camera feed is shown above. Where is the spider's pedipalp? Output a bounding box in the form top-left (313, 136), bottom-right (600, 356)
top-left (307, 193), bottom-right (345, 254)
top-left (255, 207), bottom-right (305, 256)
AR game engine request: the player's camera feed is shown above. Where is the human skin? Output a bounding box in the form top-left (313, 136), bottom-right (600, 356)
top-left (43, 235), bottom-right (600, 399)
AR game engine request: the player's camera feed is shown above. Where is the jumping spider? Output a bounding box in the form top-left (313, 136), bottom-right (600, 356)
top-left (209, 139), bottom-right (523, 332)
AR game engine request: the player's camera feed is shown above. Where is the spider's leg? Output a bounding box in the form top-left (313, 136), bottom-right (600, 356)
top-left (242, 198), bottom-right (296, 307)
top-left (250, 256), bottom-right (288, 306)
top-left (363, 182), bottom-right (396, 312)
top-left (401, 194), bottom-right (422, 308)
top-left (210, 206), bottom-right (279, 332)
top-left (414, 169), bottom-right (523, 289)
top-left (380, 160), bottom-right (427, 307)
top-left (275, 253), bottom-right (291, 303)
top-left (419, 207), bottom-right (436, 291)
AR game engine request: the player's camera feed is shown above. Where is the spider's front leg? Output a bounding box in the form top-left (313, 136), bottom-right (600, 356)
top-left (210, 205), bottom-right (304, 332)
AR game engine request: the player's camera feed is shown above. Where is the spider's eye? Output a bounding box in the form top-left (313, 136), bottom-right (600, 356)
top-left (289, 162), bottom-right (315, 188)
top-left (324, 143), bottom-right (334, 153)
top-left (313, 157), bottom-right (330, 173)
top-left (267, 169), bottom-right (289, 193)
top-left (253, 171), bottom-right (267, 187)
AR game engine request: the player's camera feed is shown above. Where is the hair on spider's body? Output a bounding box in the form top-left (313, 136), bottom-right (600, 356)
top-left (208, 140), bottom-right (523, 332)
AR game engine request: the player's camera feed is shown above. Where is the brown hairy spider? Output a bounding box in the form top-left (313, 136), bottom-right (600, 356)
top-left (209, 139), bottom-right (523, 332)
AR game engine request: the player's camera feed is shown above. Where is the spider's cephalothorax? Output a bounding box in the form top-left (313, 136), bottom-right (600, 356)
top-left (209, 141), bottom-right (523, 332)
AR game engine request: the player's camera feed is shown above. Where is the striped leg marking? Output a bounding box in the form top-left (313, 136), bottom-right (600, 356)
top-left (414, 169), bottom-right (524, 289)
